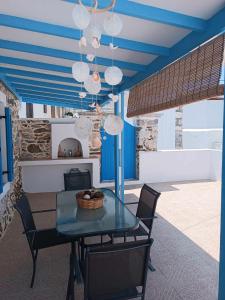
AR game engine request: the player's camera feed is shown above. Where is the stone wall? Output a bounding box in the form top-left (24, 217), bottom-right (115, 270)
top-left (19, 120), bottom-right (51, 160)
top-left (0, 81), bottom-right (22, 240)
top-left (135, 116), bottom-right (159, 179)
top-left (175, 107), bottom-right (183, 149)
top-left (19, 113), bottom-right (102, 161)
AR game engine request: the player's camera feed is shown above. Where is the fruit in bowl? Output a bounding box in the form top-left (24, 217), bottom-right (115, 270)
top-left (76, 189), bottom-right (104, 209)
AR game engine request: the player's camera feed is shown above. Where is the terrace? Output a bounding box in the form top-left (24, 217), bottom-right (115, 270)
top-left (0, 0), bottom-right (225, 300)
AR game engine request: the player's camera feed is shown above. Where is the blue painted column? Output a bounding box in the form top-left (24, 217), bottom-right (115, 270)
top-left (114, 91), bottom-right (125, 202)
top-left (219, 72), bottom-right (225, 300)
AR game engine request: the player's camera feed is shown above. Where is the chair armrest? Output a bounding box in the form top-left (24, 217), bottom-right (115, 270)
top-left (125, 201), bottom-right (139, 205)
top-left (32, 209), bottom-right (56, 214)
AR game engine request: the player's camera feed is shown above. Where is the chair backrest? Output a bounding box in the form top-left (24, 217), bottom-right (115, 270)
top-left (14, 194), bottom-right (36, 245)
top-left (84, 239), bottom-right (153, 300)
top-left (136, 184), bottom-right (160, 234)
top-left (64, 169), bottom-right (92, 191)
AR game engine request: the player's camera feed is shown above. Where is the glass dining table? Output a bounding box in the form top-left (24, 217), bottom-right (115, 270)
top-left (56, 188), bottom-right (139, 300)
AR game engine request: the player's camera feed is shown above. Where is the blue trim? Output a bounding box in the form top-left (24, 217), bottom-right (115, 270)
top-left (120, 91), bottom-right (125, 203)
top-left (219, 70), bottom-right (225, 300)
top-left (114, 101), bottom-right (120, 198)
top-left (6, 76), bottom-right (110, 93)
top-left (66, 0), bottom-right (206, 31)
top-left (0, 56), bottom-right (115, 88)
top-left (22, 97), bottom-right (91, 110)
top-left (0, 14), bottom-right (169, 56)
top-left (5, 108), bottom-right (14, 182)
top-left (0, 39), bottom-right (145, 72)
top-left (0, 120), bottom-right (3, 193)
top-left (120, 6), bottom-right (225, 91)
top-left (14, 85), bottom-right (106, 99)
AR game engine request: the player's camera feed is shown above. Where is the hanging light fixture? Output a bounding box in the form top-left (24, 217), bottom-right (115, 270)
top-left (103, 13), bottom-right (123, 36)
top-left (108, 93), bottom-right (119, 103)
top-left (72, 61), bottom-right (90, 83)
top-left (79, 91), bottom-right (87, 98)
top-left (72, 4), bottom-right (91, 30)
top-left (84, 75), bottom-right (101, 95)
top-left (104, 66), bottom-right (123, 86)
top-left (74, 116), bottom-right (93, 139)
top-left (104, 114), bottom-right (124, 135)
top-left (83, 24), bottom-right (102, 49)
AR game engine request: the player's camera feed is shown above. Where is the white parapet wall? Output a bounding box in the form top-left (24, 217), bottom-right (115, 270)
top-left (19, 158), bottom-right (100, 193)
top-left (139, 149), bottom-right (222, 183)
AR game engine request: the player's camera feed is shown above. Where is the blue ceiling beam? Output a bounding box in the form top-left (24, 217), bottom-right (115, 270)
top-left (15, 87), bottom-right (104, 102)
top-left (0, 56), bottom-right (112, 89)
top-left (120, 5), bottom-right (225, 91)
top-left (18, 91), bottom-right (93, 103)
top-left (12, 84), bottom-right (106, 98)
top-left (0, 66), bottom-right (125, 89)
top-left (66, 0), bottom-right (206, 31)
top-left (0, 14), bottom-right (169, 56)
top-left (22, 97), bottom-right (91, 110)
top-left (0, 39), bottom-right (145, 72)
top-left (6, 75), bottom-right (110, 96)
top-left (20, 92), bottom-right (92, 105)
top-left (6, 75), bottom-right (110, 94)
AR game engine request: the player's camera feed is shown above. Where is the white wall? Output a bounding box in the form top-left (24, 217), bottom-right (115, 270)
top-left (139, 150), bottom-right (222, 184)
top-left (19, 103), bottom-right (52, 118)
top-left (157, 100), bottom-right (223, 150)
top-left (33, 104), bottom-right (51, 118)
top-left (183, 100), bottom-right (224, 129)
top-left (157, 108), bottom-right (176, 150)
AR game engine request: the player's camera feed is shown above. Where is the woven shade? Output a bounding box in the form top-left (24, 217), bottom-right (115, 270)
top-left (127, 34), bottom-right (225, 117)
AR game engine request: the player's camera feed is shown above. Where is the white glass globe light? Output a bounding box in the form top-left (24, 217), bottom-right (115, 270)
top-left (72, 4), bottom-right (91, 30)
top-left (74, 116), bottom-right (92, 139)
top-left (103, 114), bottom-right (124, 136)
top-left (83, 25), bottom-right (102, 44)
top-left (72, 62), bottom-right (90, 83)
top-left (103, 14), bottom-right (123, 36)
top-left (84, 75), bottom-right (101, 95)
top-left (104, 66), bottom-right (123, 86)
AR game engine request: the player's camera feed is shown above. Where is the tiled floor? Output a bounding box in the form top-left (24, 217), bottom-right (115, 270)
top-left (0, 180), bottom-right (220, 299)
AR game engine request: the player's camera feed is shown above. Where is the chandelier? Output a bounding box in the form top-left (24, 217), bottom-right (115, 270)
top-left (72, 0), bottom-right (124, 136)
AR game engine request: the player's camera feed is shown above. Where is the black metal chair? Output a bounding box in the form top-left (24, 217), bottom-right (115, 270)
top-left (82, 239), bottom-right (153, 300)
top-left (14, 193), bottom-right (78, 288)
top-left (112, 184), bottom-right (161, 271)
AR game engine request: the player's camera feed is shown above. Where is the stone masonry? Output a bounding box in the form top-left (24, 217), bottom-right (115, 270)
top-left (19, 119), bottom-right (51, 160)
top-left (0, 81), bottom-right (22, 240)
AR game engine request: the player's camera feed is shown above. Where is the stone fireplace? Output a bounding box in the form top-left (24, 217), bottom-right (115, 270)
top-left (58, 138), bottom-right (83, 158)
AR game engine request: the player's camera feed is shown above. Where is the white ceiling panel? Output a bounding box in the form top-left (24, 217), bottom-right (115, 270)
top-left (0, 27), bottom-right (156, 65)
top-left (0, 0), bottom-right (190, 47)
top-left (0, 49), bottom-right (137, 77)
top-left (131, 0), bottom-right (225, 19)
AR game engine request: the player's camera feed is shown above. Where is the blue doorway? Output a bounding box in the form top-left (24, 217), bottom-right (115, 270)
top-left (101, 121), bottom-right (136, 181)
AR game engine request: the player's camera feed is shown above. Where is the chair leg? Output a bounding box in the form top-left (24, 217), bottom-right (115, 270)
top-left (148, 256), bottom-right (156, 272)
top-left (30, 250), bottom-right (38, 288)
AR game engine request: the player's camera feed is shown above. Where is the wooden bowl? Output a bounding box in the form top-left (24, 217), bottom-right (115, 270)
top-left (76, 191), bottom-right (104, 209)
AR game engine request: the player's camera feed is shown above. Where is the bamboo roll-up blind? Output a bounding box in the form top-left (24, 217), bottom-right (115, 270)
top-left (127, 34), bottom-right (225, 117)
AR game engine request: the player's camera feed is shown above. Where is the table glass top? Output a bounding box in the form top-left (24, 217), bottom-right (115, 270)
top-left (56, 188), bottom-right (139, 237)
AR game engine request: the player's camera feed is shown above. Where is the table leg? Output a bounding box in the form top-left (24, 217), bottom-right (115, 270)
top-left (66, 242), bottom-right (75, 300)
